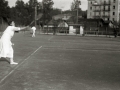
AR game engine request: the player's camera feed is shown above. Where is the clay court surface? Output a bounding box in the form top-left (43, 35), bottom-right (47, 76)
top-left (0, 32), bottom-right (120, 90)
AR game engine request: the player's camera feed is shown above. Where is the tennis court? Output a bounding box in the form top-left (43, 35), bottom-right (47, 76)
top-left (0, 32), bottom-right (120, 90)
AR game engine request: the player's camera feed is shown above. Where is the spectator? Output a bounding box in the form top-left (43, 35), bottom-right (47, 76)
top-left (113, 28), bottom-right (118, 38)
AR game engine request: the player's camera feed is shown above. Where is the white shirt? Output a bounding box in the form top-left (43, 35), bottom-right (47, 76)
top-left (32, 27), bottom-right (36, 31)
top-left (0, 26), bottom-right (20, 58)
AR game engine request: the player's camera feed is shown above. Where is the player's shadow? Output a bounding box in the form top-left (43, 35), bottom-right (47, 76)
top-left (0, 58), bottom-right (10, 64)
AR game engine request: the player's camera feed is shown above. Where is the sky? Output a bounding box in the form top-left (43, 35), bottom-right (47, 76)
top-left (6, 0), bottom-right (88, 11)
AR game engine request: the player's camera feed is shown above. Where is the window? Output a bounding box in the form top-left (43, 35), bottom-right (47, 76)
top-left (113, 18), bottom-right (115, 21)
top-left (104, 1), bottom-right (106, 4)
top-left (108, 6), bottom-right (110, 10)
top-left (113, 6), bottom-right (115, 9)
top-left (113, 12), bottom-right (115, 15)
top-left (103, 6), bottom-right (105, 10)
top-left (108, 18), bottom-right (109, 21)
top-left (90, 7), bottom-right (92, 10)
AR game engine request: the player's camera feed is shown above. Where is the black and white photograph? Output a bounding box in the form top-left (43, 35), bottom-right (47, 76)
top-left (0, 0), bottom-right (120, 90)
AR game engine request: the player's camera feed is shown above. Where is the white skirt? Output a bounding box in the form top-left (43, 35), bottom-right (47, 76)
top-left (0, 38), bottom-right (13, 58)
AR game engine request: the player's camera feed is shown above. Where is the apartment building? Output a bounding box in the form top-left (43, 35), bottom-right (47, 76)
top-left (87, 0), bottom-right (120, 22)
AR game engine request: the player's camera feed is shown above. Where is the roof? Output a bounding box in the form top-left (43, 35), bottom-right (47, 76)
top-left (88, 0), bottom-right (95, 1)
top-left (78, 18), bottom-right (104, 22)
top-left (111, 21), bottom-right (119, 26)
top-left (58, 21), bottom-right (69, 27)
top-left (66, 21), bottom-right (74, 25)
top-left (47, 20), bottom-right (59, 25)
top-left (52, 14), bottom-right (63, 20)
top-left (109, 21), bottom-right (119, 28)
top-left (52, 14), bottom-right (72, 20)
top-left (48, 20), bottom-right (54, 25)
top-left (68, 24), bottom-right (84, 26)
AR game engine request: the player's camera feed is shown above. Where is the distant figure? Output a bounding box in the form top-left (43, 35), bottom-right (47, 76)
top-left (113, 28), bottom-right (118, 38)
top-left (80, 26), bottom-right (84, 36)
top-left (0, 20), bottom-right (28, 64)
top-left (31, 26), bottom-right (36, 37)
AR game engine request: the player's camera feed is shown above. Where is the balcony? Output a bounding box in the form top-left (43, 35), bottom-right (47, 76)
top-left (94, 16), bottom-right (101, 18)
top-left (102, 9), bottom-right (110, 11)
top-left (92, 1), bottom-right (111, 6)
top-left (102, 15), bottom-right (110, 18)
top-left (102, 2), bottom-right (111, 5)
top-left (94, 10), bottom-right (101, 12)
top-left (93, 15), bottom-right (101, 18)
top-left (94, 8), bottom-right (110, 12)
top-left (93, 3), bottom-right (101, 6)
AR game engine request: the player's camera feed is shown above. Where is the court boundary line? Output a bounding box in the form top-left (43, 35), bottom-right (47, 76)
top-left (0, 46), bottom-right (42, 84)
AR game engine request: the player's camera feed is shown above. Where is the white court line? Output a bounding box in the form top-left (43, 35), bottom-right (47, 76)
top-left (0, 46), bottom-right (42, 84)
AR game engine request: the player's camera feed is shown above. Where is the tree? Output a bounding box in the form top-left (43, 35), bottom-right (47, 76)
top-left (25, 0), bottom-right (36, 25)
top-left (10, 0), bottom-right (30, 26)
top-left (0, 0), bottom-right (10, 18)
top-left (71, 0), bottom-right (81, 23)
top-left (41, 0), bottom-right (54, 25)
top-left (25, 0), bottom-right (43, 26)
top-left (71, 0), bottom-right (81, 11)
top-left (10, 0), bottom-right (42, 26)
top-left (15, 0), bottom-right (27, 25)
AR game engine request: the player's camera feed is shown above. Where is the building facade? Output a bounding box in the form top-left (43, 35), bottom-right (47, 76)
top-left (87, 0), bottom-right (120, 22)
